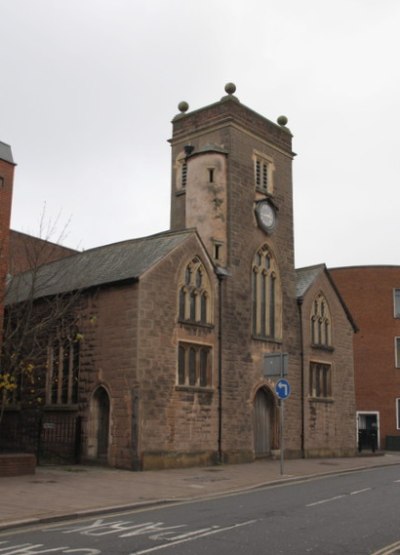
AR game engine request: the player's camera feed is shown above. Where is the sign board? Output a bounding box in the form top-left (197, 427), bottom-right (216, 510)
top-left (263, 353), bottom-right (288, 377)
top-left (275, 378), bottom-right (291, 400)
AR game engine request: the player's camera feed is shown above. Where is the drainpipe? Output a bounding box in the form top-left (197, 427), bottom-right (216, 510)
top-left (297, 297), bottom-right (305, 458)
top-left (216, 267), bottom-right (229, 464)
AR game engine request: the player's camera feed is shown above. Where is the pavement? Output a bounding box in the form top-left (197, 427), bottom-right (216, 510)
top-left (2, 451), bottom-right (400, 531)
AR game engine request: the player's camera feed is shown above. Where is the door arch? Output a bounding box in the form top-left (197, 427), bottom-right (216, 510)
top-left (253, 387), bottom-right (276, 457)
top-left (87, 386), bottom-right (110, 463)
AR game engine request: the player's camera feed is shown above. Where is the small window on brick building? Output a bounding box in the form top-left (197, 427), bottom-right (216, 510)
top-left (395, 337), bottom-right (400, 368)
top-left (394, 289), bottom-right (400, 318)
top-left (177, 342), bottom-right (212, 388)
top-left (309, 362), bottom-right (332, 399)
top-left (208, 168), bottom-right (215, 183)
top-left (0, 176), bottom-right (4, 188)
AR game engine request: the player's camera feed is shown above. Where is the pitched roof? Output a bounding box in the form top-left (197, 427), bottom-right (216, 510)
top-left (295, 264), bottom-right (326, 298)
top-left (295, 263), bottom-right (358, 332)
top-left (6, 229), bottom-right (195, 304)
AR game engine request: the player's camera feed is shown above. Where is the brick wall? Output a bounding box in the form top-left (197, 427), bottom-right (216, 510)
top-left (9, 230), bottom-right (78, 275)
top-left (0, 151), bottom-right (15, 339)
top-left (0, 453), bottom-right (36, 477)
top-left (330, 266), bottom-right (400, 446)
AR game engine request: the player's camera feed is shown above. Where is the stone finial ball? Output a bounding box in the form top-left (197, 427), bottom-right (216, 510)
top-left (225, 82), bottom-right (236, 95)
top-left (277, 115), bottom-right (288, 126)
top-left (178, 101), bottom-right (189, 113)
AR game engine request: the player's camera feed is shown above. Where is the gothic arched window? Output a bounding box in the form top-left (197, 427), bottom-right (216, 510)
top-left (178, 257), bottom-right (212, 325)
top-left (311, 293), bottom-right (332, 347)
top-left (47, 326), bottom-right (80, 406)
top-left (252, 245), bottom-right (282, 339)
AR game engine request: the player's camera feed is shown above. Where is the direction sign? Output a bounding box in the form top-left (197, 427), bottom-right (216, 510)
top-left (275, 378), bottom-right (291, 400)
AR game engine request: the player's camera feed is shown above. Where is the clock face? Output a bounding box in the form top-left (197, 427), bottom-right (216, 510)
top-left (256, 201), bottom-right (276, 232)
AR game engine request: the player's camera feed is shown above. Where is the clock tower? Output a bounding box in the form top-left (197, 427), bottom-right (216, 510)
top-left (169, 84), bottom-right (302, 461)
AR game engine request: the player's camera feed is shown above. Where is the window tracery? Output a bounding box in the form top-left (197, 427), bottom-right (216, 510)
top-left (252, 245), bottom-right (281, 339)
top-left (178, 257), bottom-right (212, 325)
top-left (311, 293), bottom-right (332, 347)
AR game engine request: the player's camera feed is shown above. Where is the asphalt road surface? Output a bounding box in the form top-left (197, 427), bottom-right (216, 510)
top-left (1, 465), bottom-right (400, 554)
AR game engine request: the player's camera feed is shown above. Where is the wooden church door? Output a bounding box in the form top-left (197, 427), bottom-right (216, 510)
top-left (253, 388), bottom-right (274, 457)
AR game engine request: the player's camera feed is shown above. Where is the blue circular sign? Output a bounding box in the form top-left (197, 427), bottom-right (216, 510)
top-left (275, 378), bottom-right (291, 400)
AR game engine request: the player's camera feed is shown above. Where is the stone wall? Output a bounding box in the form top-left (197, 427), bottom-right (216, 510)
top-left (137, 234), bottom-right (219, 469)
top-left (301, 269), bottom-right (357, 456)
top-left (170, 94), bottom-right (303, 463)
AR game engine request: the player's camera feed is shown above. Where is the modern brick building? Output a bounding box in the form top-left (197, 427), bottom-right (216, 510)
top-left (0, 142), bottom-right (15, 338)
top-left (9, 230), bottom-right (77, 275)
top-left (2, 85), bottom-right (358, 469)
top-left (331, 266), bottom-right (400, 450)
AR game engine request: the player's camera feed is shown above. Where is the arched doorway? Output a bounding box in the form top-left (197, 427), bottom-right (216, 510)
top-left (253, 387), bottom-right (276, 457)
top-left (87, 386), bottom-right (110, 463)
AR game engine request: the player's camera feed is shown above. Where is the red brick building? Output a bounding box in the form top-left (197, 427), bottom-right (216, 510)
top-left (0, 142), bottom-right (15, 339)
top-left (331, 266), bottom-right (400, 450)
top-left (2, 86), bottom-right (358, 469)
top-left (9, 230), bottom-right (77, 275)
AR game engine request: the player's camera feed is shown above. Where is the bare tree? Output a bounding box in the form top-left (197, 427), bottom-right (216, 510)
top-left (0, 212), bottom-right (81, 430)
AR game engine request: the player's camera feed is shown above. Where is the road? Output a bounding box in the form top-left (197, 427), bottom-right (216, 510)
top-left (1, 465), bottom-right (400, 554)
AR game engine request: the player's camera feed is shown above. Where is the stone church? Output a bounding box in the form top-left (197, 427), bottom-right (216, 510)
top-left (2, 84), bottom-right (357, 469)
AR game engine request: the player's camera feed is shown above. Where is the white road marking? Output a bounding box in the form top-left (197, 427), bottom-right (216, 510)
top-left (307, 486), bottom-right (373, 507)
top-left (128, 520), bottom-right (257, 554)
top-left (350, 488), bottom-right (371, 495)
top-left (306, 495), bottom-right (346, 507)
top-left (0, 542), bottom-right (101, 554)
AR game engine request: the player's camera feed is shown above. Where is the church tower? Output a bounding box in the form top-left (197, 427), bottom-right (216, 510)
top-left (169, 84), bottom-right (302, 461)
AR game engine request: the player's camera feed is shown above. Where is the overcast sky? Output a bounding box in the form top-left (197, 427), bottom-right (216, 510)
top-left (1, 0), bottom-right (399, 269)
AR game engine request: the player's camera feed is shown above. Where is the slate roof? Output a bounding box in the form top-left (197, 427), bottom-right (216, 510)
top-left (295, 263), bottom-right (358, 332)
top-left (6, 229), bottom-right (195, 304)
top-left (295, 264), bottom-right (326, 299)
top-left (0, 141), bottom-right (14, 164)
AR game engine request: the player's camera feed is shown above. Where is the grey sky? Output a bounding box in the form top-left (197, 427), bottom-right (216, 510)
top-left (1, 0), bottom-right (399, 268)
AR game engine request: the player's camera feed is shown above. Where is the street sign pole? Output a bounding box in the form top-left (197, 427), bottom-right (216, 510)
top-left (275, 378), bottom-right (291, 476)
top-left (280, 399), bottom-right (284, 475)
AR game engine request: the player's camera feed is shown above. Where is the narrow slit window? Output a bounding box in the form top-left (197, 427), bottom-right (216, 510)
top-left (254, 153), bottom-right (273, 193)
top-left (181, 161), bottom-right (188, 188)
